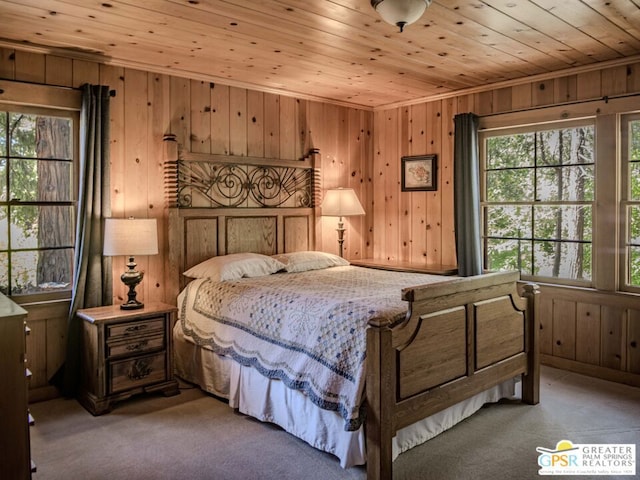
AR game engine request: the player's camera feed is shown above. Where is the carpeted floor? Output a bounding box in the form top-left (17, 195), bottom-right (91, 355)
top-left (29, 366), bottom-right (640, 480)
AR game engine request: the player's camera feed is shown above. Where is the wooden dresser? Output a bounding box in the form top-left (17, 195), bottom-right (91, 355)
top-left (0, 293), bottom-right (33, 479)
top-left (77, 302), bottom-right (180, 415)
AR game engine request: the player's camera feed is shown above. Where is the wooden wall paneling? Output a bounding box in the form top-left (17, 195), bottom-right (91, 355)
top-left (247, 89), bottom-right (264, 158)
top-left (71, 59), bottom-right (99, 88)
top-left (440, 97), bottom-right (456, 266)
top-left (601, 65), bottom-right (628, 96)
top-left (493, 87), bottom-right (512, 114)
top-left (372, 109), bottom-right (386, 258)
top-left (576, 70), bottom-right (602, 100)
top-left (229, 86), bottom-right (247, 157)
top-left (147, 72), bottom-right (170, 303)
top-left (279, 95), bottom-right (296, 160)
top-left (456, 94), bottom-right (475, 115)
top-left (601, 306), bottom-right (625, 370)
top-left (627, 62), bottom-right (640, 93)
top-left (45, 55), bottom-right (73, 87)
top-left (169, 75), bottom-right (191, 149)
top-left (628, 309), bottom-right (640, 374)
top-left (552, 299), bottom-right (576, 360)
top-left (122, 68), bottom-right (150, 303)
top-left (364, 109), bottom-right (374, 259)
top-left (475, 90), bottom-right (493, 116)
top-left (398, 106), bottom-right (412, 262)
top-left (538, 294), bottom-right (554, 355)
top-left (263, 92), bottom-right (280, 158)
top-left (297, 99), bottom-right (309, 159)
top-left (100, 64), bottom-right (126, 305)
top-left (210, 82), bottom-right (230, 155)
top-left (575, 302), bottom-right (601, 365)
top-left (347, 107), bottom-right (366, 258)
top-left (554, 75), bottom-right (577, 104)
top-left (426, 101), bottom-right (442, 266)
top-left (191, 80), bottom-right (212, 154)
top-left (0, 47), bottom-right (15, 79)
top-left (318, 103), bottom-right (340, 255)
top-left (510, 83), bottom-right (532, 111)
top-left (384, 108), bottom-right (400, 261)
top-left (532, 80), bottom-right (554, 107)
top-left (408, 103), bottom-right (426, 264)
top-left (14, 50), bottom-right (45, 83)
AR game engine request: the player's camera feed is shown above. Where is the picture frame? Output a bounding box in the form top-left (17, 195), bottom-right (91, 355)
top-left (401, 154), bottom-right (437, 191)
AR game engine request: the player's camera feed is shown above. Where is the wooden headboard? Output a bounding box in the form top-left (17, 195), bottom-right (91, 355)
top-left (163, 135), bottom-right (320, 302)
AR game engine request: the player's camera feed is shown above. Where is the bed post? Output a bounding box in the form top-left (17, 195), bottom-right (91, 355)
top-left (366, 321), bottom-right (396, 480)
top-left (164, 134), bottom-right (180, 306)
top-left (520, 283), bottom-right (540, 405)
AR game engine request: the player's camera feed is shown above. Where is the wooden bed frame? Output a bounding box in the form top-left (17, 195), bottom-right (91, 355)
top-left (164, 138), bottom-right (540, 479)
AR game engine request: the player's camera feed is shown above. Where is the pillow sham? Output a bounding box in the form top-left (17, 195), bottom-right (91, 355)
top-left (272, 251), bottom-right (349, 273)
top-left (183, 252), bottom-right (285, 281)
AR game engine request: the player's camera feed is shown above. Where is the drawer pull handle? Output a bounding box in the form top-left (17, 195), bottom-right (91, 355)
top-left (126, 340), bottom-right (149, 351)
top-left (125, 324), bottom-right (148, 333)
top-left (127, 360), bottom-right (152, 380)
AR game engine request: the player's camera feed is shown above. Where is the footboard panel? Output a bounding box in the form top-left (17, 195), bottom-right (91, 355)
top-left (365, 270), bottom-right (539, 480)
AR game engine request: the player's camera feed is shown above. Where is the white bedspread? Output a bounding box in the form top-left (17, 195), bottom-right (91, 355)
top-left (176, 265), bottom-right (451, 431)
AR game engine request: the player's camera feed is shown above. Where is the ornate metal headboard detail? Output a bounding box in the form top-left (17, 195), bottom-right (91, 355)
top-left (164, 135), bottom-right (319, 209)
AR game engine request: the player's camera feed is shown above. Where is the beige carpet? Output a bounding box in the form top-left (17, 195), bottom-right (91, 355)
top-left (29, 366), bottom-right (640, 480)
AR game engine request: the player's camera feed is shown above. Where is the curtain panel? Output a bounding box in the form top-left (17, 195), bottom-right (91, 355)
top-left (58, 84), bottom-right (112, 396)
top-left (454, 113), bottom-right (483, 276)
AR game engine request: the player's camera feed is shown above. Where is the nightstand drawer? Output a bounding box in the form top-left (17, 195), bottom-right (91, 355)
top-left (107, 317), bottom-right (164, 339)
top-left (110, 352), bottom-right (166, 393)
top-left (107, 333), bottom-right (165, 358)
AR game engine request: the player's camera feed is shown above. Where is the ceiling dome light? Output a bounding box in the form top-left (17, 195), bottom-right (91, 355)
top-left (371, 0), bottom-right (431, 32)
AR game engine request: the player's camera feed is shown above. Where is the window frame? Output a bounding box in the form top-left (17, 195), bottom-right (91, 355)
top-left (620, 112), bottom-right (640, 294)
top-left (0, 100), bottom-right (80, 303)
top-left (480, 118), bottom-right (596, 287)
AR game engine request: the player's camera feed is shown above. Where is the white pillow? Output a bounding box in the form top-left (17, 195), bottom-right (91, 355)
top-left (272, 251), bottom-right (349, 273)
top-left (183, 253), bottom-right (285, 281)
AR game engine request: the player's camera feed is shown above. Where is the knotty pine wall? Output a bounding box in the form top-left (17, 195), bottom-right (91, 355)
top-left (0, 47), bottom-right (373, 399)
top-left (374, 60), bottom-right (640, 388)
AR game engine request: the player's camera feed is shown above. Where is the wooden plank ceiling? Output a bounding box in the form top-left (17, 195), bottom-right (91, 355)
top-left (0, 0), bottom-right (639, 108)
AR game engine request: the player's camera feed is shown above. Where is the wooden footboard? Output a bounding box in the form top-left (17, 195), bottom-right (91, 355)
top-left (365, 271), bottom-right (539, 479)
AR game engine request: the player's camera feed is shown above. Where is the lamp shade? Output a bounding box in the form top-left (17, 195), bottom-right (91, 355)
top-left (321, 188), bottom-right (365, 217)
top-left (103, 218), bottom-right (159, 256)
top-left (371, 0), bottom-right (431, 32)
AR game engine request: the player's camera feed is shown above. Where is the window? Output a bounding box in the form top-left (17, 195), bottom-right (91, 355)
top-left (481, 122), bottom-right (595, 285)
top-left (0, 105), bottom-right (77, 298)
top-left (622, 114), bottom-right (640, 290)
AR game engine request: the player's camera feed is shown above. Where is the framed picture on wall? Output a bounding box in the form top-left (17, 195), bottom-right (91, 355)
top-left (401, 154), bottom-right (437, 191)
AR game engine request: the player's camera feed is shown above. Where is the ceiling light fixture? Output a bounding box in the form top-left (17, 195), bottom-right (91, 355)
top-left (371, 0), bottom-right (432, 32)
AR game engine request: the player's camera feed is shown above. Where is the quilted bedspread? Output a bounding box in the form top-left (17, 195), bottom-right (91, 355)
top-left (176, 265), bottom-right (449, 431)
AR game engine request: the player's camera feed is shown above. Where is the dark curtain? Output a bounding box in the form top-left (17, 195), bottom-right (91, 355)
top-left (56, 84), bottom-right (112, 396)
top-left (454, 113), bottom-right (483, 276)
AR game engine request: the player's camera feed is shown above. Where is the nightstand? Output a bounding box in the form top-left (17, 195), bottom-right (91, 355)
top-left (77, 302), bottom-right (179, 415)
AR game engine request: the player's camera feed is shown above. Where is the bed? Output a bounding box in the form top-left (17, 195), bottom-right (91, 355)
top-left (163, 137), bottom-right (540, 479)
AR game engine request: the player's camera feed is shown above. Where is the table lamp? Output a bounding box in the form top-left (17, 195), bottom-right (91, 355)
top-left (103, 217), bottom-right (158, 310)
top-left (321, 188), bottom-right (365, 257)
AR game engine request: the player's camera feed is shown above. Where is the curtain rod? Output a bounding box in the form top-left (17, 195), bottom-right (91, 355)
top-left (479, 91), bottom-right (640, 118)
top-left (0, 78), bottom-right (116, 97)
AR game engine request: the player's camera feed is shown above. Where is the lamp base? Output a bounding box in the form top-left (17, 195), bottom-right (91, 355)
top-left (120, 300), bottom-right (144, 310)
top-left (120, 256), bottom-right (144, 310)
